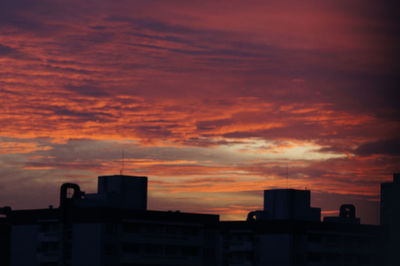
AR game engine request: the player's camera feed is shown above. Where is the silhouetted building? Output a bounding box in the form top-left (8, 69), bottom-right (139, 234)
top-left (84, 175), bottom-right (148, 210)
top-left (0, 207), bottom-right (11, 266)
top-left (247, 189), bottom-right (321, 222)
top-left (221, 220), bottom-right (379, 266)
top-left (6, 175), bottom-right (221, 266)
top-left (380, 173), bottom-right (400, 266)
top-left (8, 208), bottom-right (220, 266)
top-left (223, 188), bottom-right (380, 266)
top-left (2, 174), bottom-right (396, 266)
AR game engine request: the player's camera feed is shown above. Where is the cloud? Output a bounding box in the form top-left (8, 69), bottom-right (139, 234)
top-left (64, 84), bottom-right (109, 97)
top-left (106, 16), bottom-right (203, 35)
top-left (355, 138), bottom-right (400, 156)
top-left (0, 44), bottom-right (18, 56)
top-left (0, 141), bottom-right (51, 155)
top-left (0, 44), bottom-right (28, 60)
top-left (0, 0), bottom-right (399, 225)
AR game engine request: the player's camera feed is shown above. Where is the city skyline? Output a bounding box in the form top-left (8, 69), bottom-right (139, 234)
top-left (4, 174), bottom-right (389, 266)
top-left (1, 0), bottom-right (399, 224)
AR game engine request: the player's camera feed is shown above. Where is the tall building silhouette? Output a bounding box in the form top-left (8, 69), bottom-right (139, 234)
top-left (380, 173), bottom-right (400, 266)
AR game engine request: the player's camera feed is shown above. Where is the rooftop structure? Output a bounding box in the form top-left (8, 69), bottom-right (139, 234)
top-left (324, 204), bottom-right (361, 224)
top-left (83, 175), bottom-right (148, 210)
top-left (247, 188), bottom-right (321, 222)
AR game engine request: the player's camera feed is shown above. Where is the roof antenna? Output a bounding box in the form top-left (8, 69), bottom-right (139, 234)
top-left (120, 150), bottom-right (125, 175)
top-left (286, 162), bottom-right (289, 189)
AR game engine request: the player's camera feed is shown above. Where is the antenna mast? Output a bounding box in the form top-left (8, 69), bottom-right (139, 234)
top-left (120, 150), bottom-right (125, 175)
top-left (286, 162), bottom-right (289, 189)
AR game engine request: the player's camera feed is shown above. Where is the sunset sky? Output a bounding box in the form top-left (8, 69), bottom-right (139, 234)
top-left (0, 0), bottom-right (399, 224)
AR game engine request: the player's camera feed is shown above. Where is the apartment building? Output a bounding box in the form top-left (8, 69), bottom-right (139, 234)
top-left (2, 174), bottom-right (396, 266)
top-left (7, 175), bottom-right (221, 266)
top-left (221, 189), bottom-right (380, 266)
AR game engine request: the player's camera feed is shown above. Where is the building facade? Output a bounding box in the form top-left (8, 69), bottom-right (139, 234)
top-left (7, 175), bottom-right (221, 266)
top-left (8, 208), bottom-right (220, 266)
top-left (1, 174), bottom-right (396, 266)
top-left (221, 188), bottom-right (380, 266)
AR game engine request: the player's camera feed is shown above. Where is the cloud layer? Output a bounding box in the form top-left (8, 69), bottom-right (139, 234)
top-left (0, 0), bottom-right (399, 224)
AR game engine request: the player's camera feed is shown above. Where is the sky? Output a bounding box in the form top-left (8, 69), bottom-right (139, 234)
top-left (0, 0), bottom-right (399, 224)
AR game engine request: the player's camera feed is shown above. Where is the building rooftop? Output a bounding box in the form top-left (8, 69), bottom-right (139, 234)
top-left (7, 207), bottom-right (219, 225)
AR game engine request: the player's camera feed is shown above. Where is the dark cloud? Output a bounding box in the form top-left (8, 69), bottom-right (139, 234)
top-left (106, 16), bottom-right (204, 35)
top-left (42, 64), bottom-right (93, 75)
top-left (129, 32), bottom-right (194, 45)
top-left (44, 106), bottom-right (115, 122)
top-left (354, 138), bottom-right (400, 156)
top-left (197, 119), bottom-right (232, 131)
top-left (0, 0), bottom-right (66, 35)
top-left (0, 44), bottom-right (18, 56)
top-left (90, 25), bottom-right (107, 30)
top-left (0, 44), bottom-right (26, 59)
top-left (64, 85), bottom-right (109, 97)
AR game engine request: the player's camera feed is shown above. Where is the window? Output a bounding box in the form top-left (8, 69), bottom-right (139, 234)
top-left (122, 243), bottom-right (141, 254)
top-left (307, 252), bottom-right (322, 262)
top-left (38, 242), bottom-right (59, 253)
top-left (39, 223), bottom-right (59, 233)
top-left (182, 246), bottom-right (199, 257)
top-left (144, 244), bottom-right (162, 255)
top-left (123, 223), bottom-right (141, 233)
top-left (40, 263), bottom-right (58, 266)
top-left (307, 234), bottom-right (322, 243)
top-left (165, 245), bottom-right (179, 255)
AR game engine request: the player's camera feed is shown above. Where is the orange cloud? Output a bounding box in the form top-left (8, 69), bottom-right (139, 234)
top-left (0, 0), bottom-right (398, 225)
